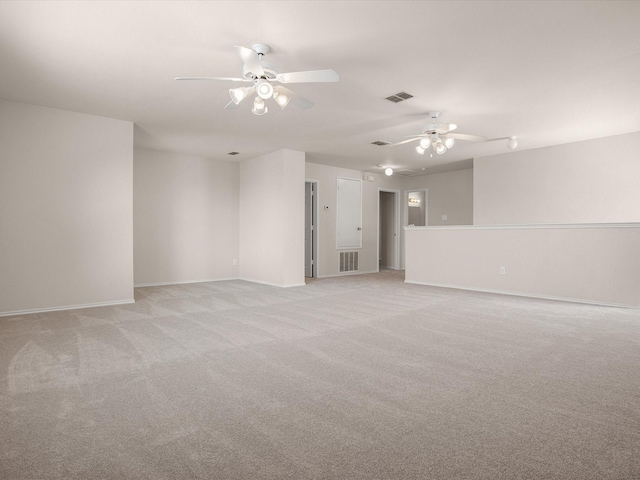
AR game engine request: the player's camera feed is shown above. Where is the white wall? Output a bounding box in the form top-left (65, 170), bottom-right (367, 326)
top-left (405, 224), bottom-right (640, 308)
top-left (474, 131), bottom-right (640, 225)
top-left (239, 149), bottom-right (305, 287)
top-left (403, 169), bottom-right (474, 226)
top-left (306, 163), bottom-right (381, 277)
top-left (133, 148), bottom-right (239, 285)
top-left (305, 164), bottom-right (475, 276)
top-left (0, 99), bottom-right (133, 315)
top-left (392, 168), bottom-right (474, 269)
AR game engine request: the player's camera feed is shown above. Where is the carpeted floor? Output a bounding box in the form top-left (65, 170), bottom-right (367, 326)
top-left (1, 269), bottom-right (640, 479)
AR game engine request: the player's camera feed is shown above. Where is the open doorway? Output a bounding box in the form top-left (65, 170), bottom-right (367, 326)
top-left (406, 189), bottom-right (428, 226)
top-left (378, 189), bottom-right (400, 270)
top-left (305, 181), bottom-right (318, 278)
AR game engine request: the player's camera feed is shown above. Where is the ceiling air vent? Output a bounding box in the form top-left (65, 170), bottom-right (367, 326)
top-left (385, 92), bottom-right (413, 103)
top-left (371, 140), bottom-right (390, 146)
top-left (227, 151), bottom-right (240, 155)
top-left (393, 169), bottom-right (418, 176)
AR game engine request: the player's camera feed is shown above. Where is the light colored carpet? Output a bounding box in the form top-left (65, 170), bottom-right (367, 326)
top-left (1, 270), bottom-right (639, 479)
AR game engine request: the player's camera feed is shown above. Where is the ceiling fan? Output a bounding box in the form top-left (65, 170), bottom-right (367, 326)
top-left (388, 112), bottom-right (490, 155)
top-left (175, 44), bottom-right (339, 115)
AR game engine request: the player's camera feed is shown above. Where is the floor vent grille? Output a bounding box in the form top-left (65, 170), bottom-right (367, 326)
top-left (340, 251), bottom-right (359, 272)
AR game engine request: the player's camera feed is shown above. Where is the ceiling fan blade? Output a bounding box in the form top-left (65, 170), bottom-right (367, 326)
top-left (235, 46), bottom-right (264, 76)
top-left (175, 76), bottom-right (250, 82)
top-left (448, 133), bottom-right (488, 142)
top-left (276, 69), bottom-right (339, 84)
top-left (388, 137), bottom-right (422, 147)
top-left (290, 95), bottom-right (314, 110)
top-left (434, 123), bottom-right (458, 134)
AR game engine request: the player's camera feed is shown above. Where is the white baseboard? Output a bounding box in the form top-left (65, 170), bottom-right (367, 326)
top-left (0, 299), bottom-right (136, 318)
top-left (317, 269), bottom-right (378, 279)
top-left (135, 277), bottom-right (239, 288)
top-left (404, 280), bottom-right (638, 310)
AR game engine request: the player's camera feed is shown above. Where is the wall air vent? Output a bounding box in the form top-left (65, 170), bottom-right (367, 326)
top-left (371, 141), bottom-right (391, 146)
top-left (385, 92), bottom-right (414, 103)
top-left (340, 251), bottom-right (359, 272)
top-left (228, 151), bottom-right (240, 155)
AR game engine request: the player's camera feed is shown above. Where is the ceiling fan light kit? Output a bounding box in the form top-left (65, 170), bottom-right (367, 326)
top-left (252, 97), bottom-right (267, 116)
top-left (273, 89), bottom-right (291, 109)
top-left (255, 79), bottom-right (274, 99)
top-left (387, 111), bottom-right (518, 156)
top-left (229, 86), bottom-right (255, 105)
top-left (176, 43), bottom-right (338, 116)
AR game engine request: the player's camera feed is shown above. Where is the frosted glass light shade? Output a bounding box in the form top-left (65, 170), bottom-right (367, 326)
top-left (229, 86), bottom-right (255, 105)
top-left (385, 168), bottom-right (393, 176)
top-left (252, 97), bottom-right (268, 115)
top-left (273, 91), bottom-right (291, 109)
top-left (256, 79), bottom-right (274, 99)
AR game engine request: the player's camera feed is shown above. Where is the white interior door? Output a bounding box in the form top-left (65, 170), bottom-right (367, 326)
top-left (336, 177), bottom-right (362, 248)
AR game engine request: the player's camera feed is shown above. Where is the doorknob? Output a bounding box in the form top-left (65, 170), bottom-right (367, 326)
top-left (357, 227), bottom-right (362, 231)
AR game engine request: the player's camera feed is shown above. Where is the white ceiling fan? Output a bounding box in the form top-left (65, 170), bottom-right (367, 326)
top-left (175, 44), bottom-right (339, 115)
top-left (388, 112), bottom-right (490, 155)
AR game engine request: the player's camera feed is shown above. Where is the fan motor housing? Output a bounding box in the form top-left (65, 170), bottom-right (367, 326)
top-left (242, 63), bottom-right (277, 81)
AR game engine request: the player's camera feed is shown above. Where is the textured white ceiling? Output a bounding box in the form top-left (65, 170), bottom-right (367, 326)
top-left (1, 1), bottom-right (639, 174)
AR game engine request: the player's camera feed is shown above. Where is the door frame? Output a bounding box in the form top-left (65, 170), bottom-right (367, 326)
top-left (305, 180), bottom-right (319, 278)
top-left (377, 188), bottom-right (401, 271)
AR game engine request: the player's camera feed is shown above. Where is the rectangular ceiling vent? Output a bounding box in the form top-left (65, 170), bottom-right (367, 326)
top-left (371, 140), bottom-right (390, 146)
top-left (227, 151), bottom-right (240, 155)
top-left (385, 92), bottom-right (413, 103)
top-left (393, 169), bottom-right (418, 176)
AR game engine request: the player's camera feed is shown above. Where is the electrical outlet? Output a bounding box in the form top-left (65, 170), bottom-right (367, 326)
top-left (441, 214), bottom-right (448, 221)
top-left (233, 259), bottom-right (237, 266)
top-left (500, 266), bottom-right (506, 275)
